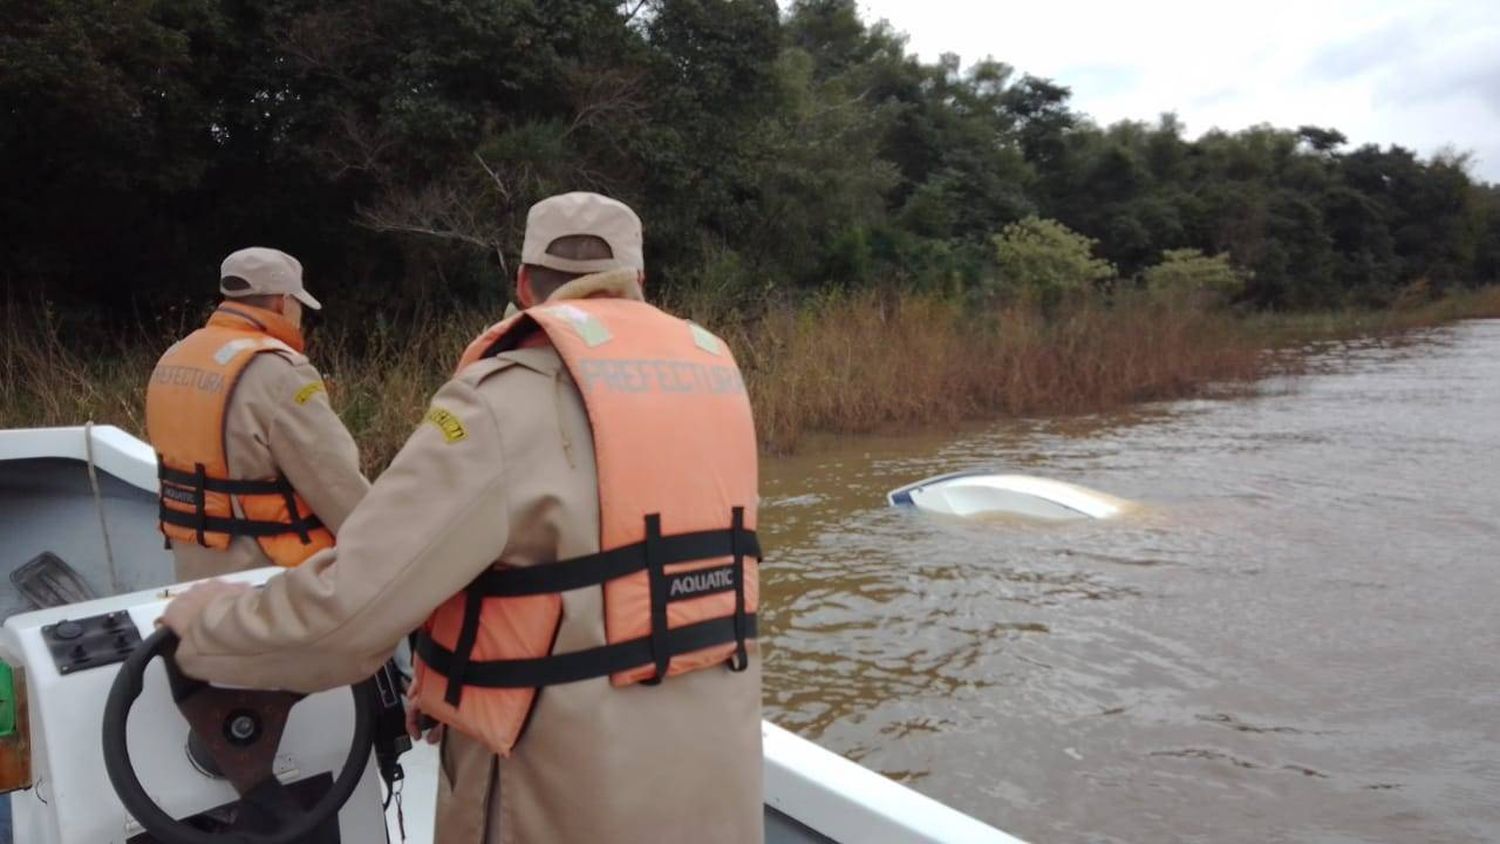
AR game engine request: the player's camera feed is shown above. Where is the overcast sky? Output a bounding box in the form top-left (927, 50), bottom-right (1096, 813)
top-left (856, 0), bottom-right (1500, 183)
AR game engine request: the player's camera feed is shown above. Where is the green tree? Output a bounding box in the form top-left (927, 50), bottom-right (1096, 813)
top-left (991, 216), bottom-right (1115, 305)
top-left (1142, 249), bottom-right (1245, 306)
top-left (1, 0), bottom-right (1495, 324)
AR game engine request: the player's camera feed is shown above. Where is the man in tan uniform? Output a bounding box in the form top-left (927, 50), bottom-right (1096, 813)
top-left (147, 248), bottom-right (369, 580)
top-left (163, 195), bottom-right (763, 843)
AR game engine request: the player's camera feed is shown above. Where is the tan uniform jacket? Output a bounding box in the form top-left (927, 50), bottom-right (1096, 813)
top-left (168, 350), bottom-right (370, 580)
top-left (177, 276), bottom-right (764, 844)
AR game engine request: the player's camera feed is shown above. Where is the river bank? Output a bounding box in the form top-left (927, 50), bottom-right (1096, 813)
top-left (4, 286), bottom-right (1499, 471)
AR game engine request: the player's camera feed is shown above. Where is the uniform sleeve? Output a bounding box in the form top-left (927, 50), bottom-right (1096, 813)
top-left (258, 356), bottom-right (371, 533)
top-left (175, 375), bottom-right (513, 692)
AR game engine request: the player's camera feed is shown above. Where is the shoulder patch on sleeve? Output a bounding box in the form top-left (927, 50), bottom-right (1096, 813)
top-left (423, 406), bottom-right (469, 443)
top-left (689, 321), bottom-right (724, 356)
top-left (293, 381), bottom-right (326, 405)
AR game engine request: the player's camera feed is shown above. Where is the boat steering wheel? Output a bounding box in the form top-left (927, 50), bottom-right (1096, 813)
top-left (102, 626), bottom-right (378, 844)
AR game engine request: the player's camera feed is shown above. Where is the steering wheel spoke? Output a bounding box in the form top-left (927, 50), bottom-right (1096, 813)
top-left (177, 685), bottom-right (306, 795)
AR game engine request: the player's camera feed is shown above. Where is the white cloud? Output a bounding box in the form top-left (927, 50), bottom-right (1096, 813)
top-left (854, 0), bottom-right (1500, 181)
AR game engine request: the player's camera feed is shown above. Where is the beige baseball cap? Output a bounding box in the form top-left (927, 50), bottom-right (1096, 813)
top-left (521, 192), bottom-right (644, 274)
top-left (219, 247), bottom-right (322, 311)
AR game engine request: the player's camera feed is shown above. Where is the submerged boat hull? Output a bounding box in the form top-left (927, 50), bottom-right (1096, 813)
top-left (889, 470), bottom-right (1127, 520)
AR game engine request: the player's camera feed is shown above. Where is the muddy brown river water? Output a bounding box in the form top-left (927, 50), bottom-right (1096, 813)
top-left (760, 319), bottom-right (1500, 843)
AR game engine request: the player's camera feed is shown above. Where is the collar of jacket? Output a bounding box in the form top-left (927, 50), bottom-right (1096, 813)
top-left (542, 268), bottom-right (645, 304)
top-left (454, 269), bottom-right (646, 374)
top-left (207, 303), bottom-right (307, 353)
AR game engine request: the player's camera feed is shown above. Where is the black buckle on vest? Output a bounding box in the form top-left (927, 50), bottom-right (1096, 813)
top-left (727, 506), bottom-right (750, 672)
top-left (642, 514), bottom-right (669, 686)
top-left (444, 589), bottom-right (487, 707)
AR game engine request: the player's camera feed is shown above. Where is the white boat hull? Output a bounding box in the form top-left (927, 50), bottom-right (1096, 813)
top-left (889, 471), bottom-right (1127, 520)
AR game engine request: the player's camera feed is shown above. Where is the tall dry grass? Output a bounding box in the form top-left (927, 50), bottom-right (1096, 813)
top-left (312, 313), bottom-right (493, 473)
top-left (0, 300), bottom-right (482, 475)
top-left (715, 292), bottom-right (1269, 452)
top-left (1, 302), bottom-right (156, 435)
top-left (5, 287), bottom-right (1498, 469)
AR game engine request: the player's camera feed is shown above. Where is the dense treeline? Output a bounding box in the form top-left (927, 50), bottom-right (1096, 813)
top-left (3, 0), bottom-right (1497, 324)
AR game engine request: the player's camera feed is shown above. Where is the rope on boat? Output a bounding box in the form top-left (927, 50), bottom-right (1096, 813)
top-left (84, 421), bottom-right (123, 594)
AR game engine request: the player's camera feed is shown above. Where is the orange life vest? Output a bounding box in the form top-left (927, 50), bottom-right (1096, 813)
top-left (145, 305), bottom-right (334, 567)
top-left (412, 298), bottom-right (761, 757)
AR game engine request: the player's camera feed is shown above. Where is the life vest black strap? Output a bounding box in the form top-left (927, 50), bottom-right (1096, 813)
top-left (443, 588), bottom-right (487, 707)
top-left (158, 505), bottom-right (325, 539)
top-left (415, 614), bottom-right (757, 689)
top-left (728, 506), bottom-right (750, 672)
top-left (159, 458), bottom-right (320, 546)
top-left (159, 463), bottom-right (296, 496)
top-left (275, 475), bottom-right (313, 545)
top-left (643, 514), bottom-right (670, 685)
top-left (193, 463), bottom-right (209, 546)
top-left (465, 527), bottom-right (761, 597)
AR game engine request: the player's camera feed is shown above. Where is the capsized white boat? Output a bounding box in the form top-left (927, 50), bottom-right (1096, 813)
top-left (888, 471), bottom-right (1127, 520)
top-left (0, 425), bottom-right (1025, 844)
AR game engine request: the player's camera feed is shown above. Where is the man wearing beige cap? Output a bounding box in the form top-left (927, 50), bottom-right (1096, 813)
top-left (162, 195), bottom-right (765, 843)
top-left (145, 247), bottom-right (369, 580)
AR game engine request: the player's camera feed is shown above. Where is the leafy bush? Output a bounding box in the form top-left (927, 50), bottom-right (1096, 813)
top-left (990, 217), bottom-right (1116, 306)
top-left (1142, 249), bottom-right (1245, 306)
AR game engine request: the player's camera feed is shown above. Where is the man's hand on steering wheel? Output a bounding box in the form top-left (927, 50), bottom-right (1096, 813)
top-left (159, 579), bottom-right (254, 636)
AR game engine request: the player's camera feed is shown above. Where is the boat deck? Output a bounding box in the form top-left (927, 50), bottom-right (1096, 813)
top-left (0, 457), bottom-right (173, 616)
